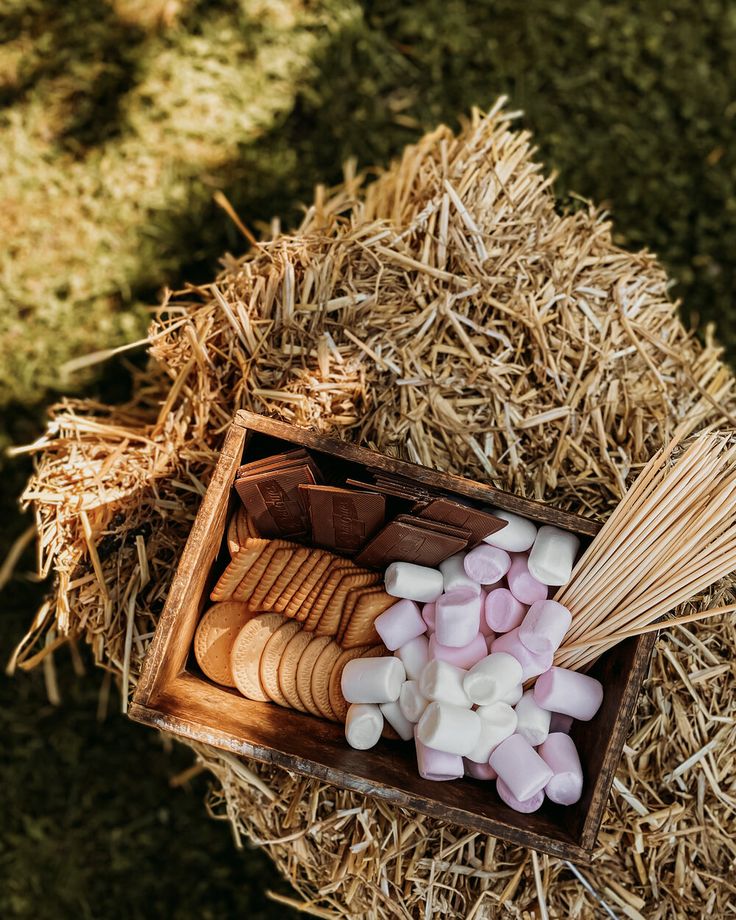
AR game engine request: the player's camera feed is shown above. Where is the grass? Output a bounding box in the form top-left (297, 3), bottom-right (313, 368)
top-left (3, 0), bottom-right (736, 915)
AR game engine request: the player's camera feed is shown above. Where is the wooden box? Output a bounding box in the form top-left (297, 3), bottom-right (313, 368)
top-left (130, 410), bottom-right (655, 862)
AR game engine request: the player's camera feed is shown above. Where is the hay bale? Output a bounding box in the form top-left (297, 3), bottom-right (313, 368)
top-left (15, 104), bottom-right (736, 917)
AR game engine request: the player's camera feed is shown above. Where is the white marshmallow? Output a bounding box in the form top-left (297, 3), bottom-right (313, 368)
top-left (484, 509), bottom-right (537, 552)
top-left (345, 703), bottom-right (383, 749)
top-left (380, 700), bottom-right (415, 741)
top-left (514, 690), bottom-right (551, 746)
top-left (440, 552), bottom-right (482, 594)
top-left (467, 702), bottom-right (517, 761)
top-left (463, 652), bottom-right (524, 706)
top-left (419, 659), bottom-right (471, 707)
top-left (385, 561), bottom-right (444, 603)
top-left (417, 701), bottom-right (481, 757)
top-left (499, 682), bottom-right (524, 706)
top-left (341, 656), bottom-right (405, 704)
top-left (399, 680), bottom-right (429, 723)
top-left (394, 634), bottom-right (429, 680)
top-left (527, 526), bottom-right (580, 587)
top-left (434, 589), bottom-right (482, 647)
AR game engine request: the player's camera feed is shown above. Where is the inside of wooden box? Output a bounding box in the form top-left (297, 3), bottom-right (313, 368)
top-left (168, 426), bottom-right (643, 853)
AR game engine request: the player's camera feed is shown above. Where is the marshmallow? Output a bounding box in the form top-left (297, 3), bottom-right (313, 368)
top-left (464, 759), bottom-right (497, 780)
top-left (514, 690), bottom-right (551, 746)
top-left (440, 552), bottom-right (482, 594)
top-left (463, 545), bottom-right (511, 585)
top-left (538, 733), bottom-right (583, 805)
top-left (484, 509), bottom-right (537, 552)
top-left (341, 656), bottom-right (405, 704)
top-left (499, 682), bottom-right (524, 706)
top-left (463, 652), bottom-right (523, 706)
top-left (435, 588), bottom-right (482, 647)
top-left (419, 659), bottom-right (471, 707)
top-left (385, 561), bottom-right (444, 603)
top-left (395, 634), bottom-right (429, 680)
top-left (533, 667), bottom-right (603, 721)
top-left (467, 702), bottom-right (517, 761)
top-left (345, 703), bottom-right (384, 750)
top-left (489, 734), bottom-right (553, 802)
top-left (518, 600), bottom-right (572, 655)
top-left (422, 602), bottom-right (436, 629)
top-left (549, 711), bottom-right (574, 734)
top-left (490, 628), bottom-right (553, 681)
top-left (485, 587), bottom-right (528, 632)
top-left (506, 553), bottom-right (548, 605)
top-left (429, 632), bottom-right (488, 670)
top-left (399, 680), bottom-right (429, 723)
top-left (496, 778), bottom-right (545, 814)
top-left (380, 700), bottom-right (415, 741)
top-left (417, 701), bottom-right (482, 757)
top-left (527, 526), bottom-right (580, 587)
top-left (375, 599), bottom-right (427, 651)
top-left (415, 733), bottom-right (464, 781)
top-left (477, 591), bottom-right (496, 637)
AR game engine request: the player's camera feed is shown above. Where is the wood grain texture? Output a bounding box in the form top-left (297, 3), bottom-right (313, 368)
top-left (131, 411), bottom-right (655, 859)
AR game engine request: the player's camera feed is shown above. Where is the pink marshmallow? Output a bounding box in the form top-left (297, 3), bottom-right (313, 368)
top-left (434, 588), bottom-right (482, 647)
top-left (422, 602), bottom-right (436, 630)
top-left (490, 628), bottom-right (553, 681)
top-left (477, 589), bottom-right (495, 637)
top-left (533, 667), bottom-right (603, 721)
top-left (414, 732), bottom-right (464, 781)
top-left (549, 712), bottom-right (574, 734)
top-left (374, 598), bottom-right (427, 651)
top-left (507, 553), bottom-right (549, 605)
top-left (464, 759), bottom-right (498, 781)
top-left (485, 588), bottom-right (528, 632)
top-left (496, 778), bottom-right (545, 813)
top-left (463, 545), bottom-right (511, 584)
top-left (489, 734), bottom-right (553, 802)
top-left (518, 600), bottom-right (572, 655)
top-left (429, 632), bottom-right (488, 670)
top-left (538, 733), bottom-right (583, 805)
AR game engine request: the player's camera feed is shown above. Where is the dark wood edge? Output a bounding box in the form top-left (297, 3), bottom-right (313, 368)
top-left (579, 630), bottom-right (657, 848)
top-left (234, 410), bottom-right (602, 537)
top-left (132, 421), bottom-right (248, 706)
top-left (128, 696), bottom-right (593, 864)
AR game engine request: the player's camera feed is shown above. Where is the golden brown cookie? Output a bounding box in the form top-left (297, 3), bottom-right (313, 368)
top-left (232, 539), bottom-right (291, 602)
top-left (193, 601), bottom-right (255, 687)
top-left (285, 553), bottom-right (332, 621)
top-left (250, 546), bottom-right (293, 608)
top-left (230, 612), bottom-right (284, 702)
top-left (210, 538), bottom-right (270, 602)
top-left (328, 645), bottom-right (385, 723)
top-left (278, 629), bottom-right (313, 712)
top-left (315, 571), bottom-right (379, 638)
top-left (309, 640), bottom-right (343, 720)
top-left (271, 549), bottom-right (324, 613)
top-left (302, 560), bottom-right (354, 632)
top-left (341, 589), bottom-right (395, 648)
top-left (227, 507), bottom-right (259, 555)
top-left (262, 546), bottom-right (310, 609)
top-left (295, 635), bottom-right (333, 716)
top-left (259, 619), bottom-right (302, 707)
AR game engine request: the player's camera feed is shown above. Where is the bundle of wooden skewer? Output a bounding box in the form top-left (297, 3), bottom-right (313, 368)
top-left (556, 427), bottom-right (736, 670)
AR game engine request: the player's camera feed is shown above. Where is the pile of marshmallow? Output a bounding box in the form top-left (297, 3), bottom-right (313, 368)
top-left (340, 511), bottom-right (604, 813)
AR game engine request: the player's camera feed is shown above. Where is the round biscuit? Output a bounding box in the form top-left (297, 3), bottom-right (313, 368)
top-left (230, 613), bottom-right (284, 702)
top-left (278, 630), bottom-right (314, 712)
top-left (295, 636), bottom-right (333, 716)
top-left (193, 601), bottom-right (255, 687)
top-left (259, 619), bottom-right (302, 707)
top-left (309, 641), bottom-right (343, 721)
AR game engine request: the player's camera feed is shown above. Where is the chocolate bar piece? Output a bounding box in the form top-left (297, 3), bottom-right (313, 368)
top-left (355, 518), bottom-right (467, 569)
top-left (346, 477), bottom-right (431, 503)
top-left (394, 514), bottom-right (472, 545)
top-left (237, 449), bottom-right (322, 482)
top-left (299, 485), bottom-right (385, 555)
top-left (416, 498), bottom-right (506, 545)
top-left (234, 464), bottom-right (314, 538)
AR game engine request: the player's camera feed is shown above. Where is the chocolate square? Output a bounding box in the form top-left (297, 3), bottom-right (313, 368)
top-left (355, 519), bottom-right (467, 569)
top-left (299, 485), bottom-right (385, 555)
top-left (416, 498), bottom-right (507, 545)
